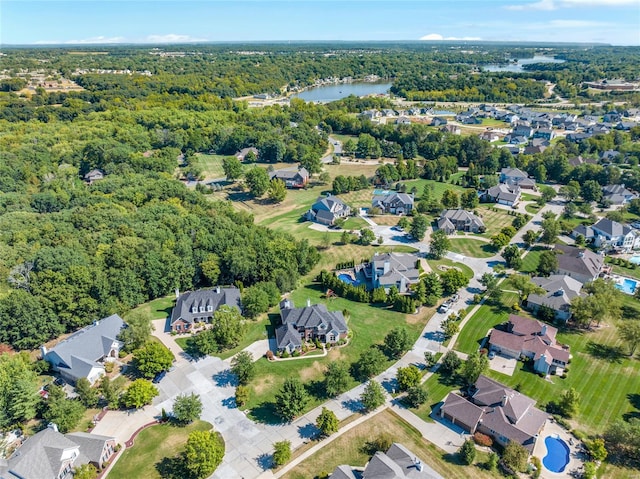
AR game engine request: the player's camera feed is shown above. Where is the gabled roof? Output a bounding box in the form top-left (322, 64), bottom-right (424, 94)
top-left (571, 224), bottom-right (594, 239)
top-left (500, 167), bottom-right (528, 179)
top-left (312, 195), bottom-right (349, 214)
top-left (269, 167), bottom-right (309, 182)
top-left (439, 209), bottom-right (485, 229)
top-left (275, 301), bottom-right (347, 350)
top-left (372, 192), bottom-right (414, 208)
top-left (170, 288), bottom-right (241, 327)
top-left (528, 275), bottom-right (583, 313)
top-left (592, 218), bottom-right (633, 238)
top-left (372, 253), bottom-right (420, 285)
top-left (554, 244), bottom-right (603, 281)
top-left (45, 314), bottom-right (124, 381)
top-left (65, 432), bottom-right (114, 465)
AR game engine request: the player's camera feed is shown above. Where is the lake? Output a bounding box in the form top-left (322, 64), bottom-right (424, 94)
top-left (483, 56), bottom-right (565, 72)
top-left (293, 82), bottom-right (392, 102)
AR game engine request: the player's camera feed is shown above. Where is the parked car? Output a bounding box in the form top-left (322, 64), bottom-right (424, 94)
top-left (53, 377), bottom-right (65, 387)
top-left (451, 294), bottom-right (460, 303)
top-left (438, 301), bottom-right (451, 313)
top-left (152, 370), bottom-right (167, 384)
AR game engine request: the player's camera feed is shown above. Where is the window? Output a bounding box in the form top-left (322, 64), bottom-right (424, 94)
top-left (207, 305), bottom-right (213, 312)
top-left (329, 335), bottom-right (336, 342)
top-left (199, 306), bottom-right (204, 313)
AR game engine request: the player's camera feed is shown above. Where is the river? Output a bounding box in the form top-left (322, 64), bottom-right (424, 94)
top-left (483, 56), bottom-right (565, 72)
top-left (293, 81), bottom-right (392, 102)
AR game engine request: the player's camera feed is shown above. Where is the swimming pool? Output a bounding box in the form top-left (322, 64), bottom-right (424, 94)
top-left (543, 435), bottom-right (571, 473)
top-left (615, 278), bottom-right (639, 295)
top-left (630, 256), bottom-right (640, 265)
top-left (338, 273), bottom-right (361, 286)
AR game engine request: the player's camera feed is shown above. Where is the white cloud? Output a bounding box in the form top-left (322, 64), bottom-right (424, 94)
top-left (419, 33), bottom-right (482, 41)
top-left (506, 0), bottom-right (638, 9)
top-left (145, 34), bottom-right (207, 43)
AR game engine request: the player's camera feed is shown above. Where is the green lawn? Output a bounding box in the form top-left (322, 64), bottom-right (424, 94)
top-left (411, 369), bottom-right (467, 422)
top-left (109, 420), bottom-right (213, 479)
top-left (448, 238), bottom-right (496, 258)
top-left (476, 206), bottom-right (519, 238)
top-left (242, 282), bottom-right (435, 423)
top-left (342, 216), bottom-right (369, 230)
top-left (192, 153), bottom-right (228, 178)
top-left (525, 204), bottom-right (541, 214)
top-left (606, 258), bottom-right (640, 281)
top-left (402, 179), bottom-right (466, 201)
top-left (283, 409), bottom-right (495, 479)
top-left (519, 245), bottom-right (546, 274)
top-left (426, 258), bottom-right (474, 280)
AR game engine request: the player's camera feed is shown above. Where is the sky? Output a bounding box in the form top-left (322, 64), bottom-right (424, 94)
top-left (1, 0), bottom-right (639, 46)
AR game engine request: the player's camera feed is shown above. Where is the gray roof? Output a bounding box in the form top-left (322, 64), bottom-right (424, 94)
top-left (592, 218), bottom-right (633, 238)
top-left (65, 432), bottom-right (114, 465)
top-left (555, 244), bottom-right (603, 281)
top-left (274, 323), bottom-right (302, 351)
top-left (359, 443), bottom-right (442, 479)
top-left (372, 253), bottom-right (420, 286)
top-left (571, 224), bottom-right (594, 239)
top-left (439, 209), bottom-right (485, 230)
top-left (372, 192), bottom-right (414, 209)
top-left (275, 301), bottom-right (347, 350)
top-left (487, 184), bottom-right (520, 203)
top-left (44, 314), bottom-right (124, 382)
top-left (500, 167), bottom-right (528, 179)
top-left (269, 167), bottom-right (309, 182)
top-left (528, 275), bottom-right (583, 313)
top-left (331, 465), bottom-right (359, 479)
top-left (170, 287), bottom-right (241, 327)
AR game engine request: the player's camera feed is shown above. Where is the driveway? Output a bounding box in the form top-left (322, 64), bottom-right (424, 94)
top-left (91, 406), bottom-right (159, 446)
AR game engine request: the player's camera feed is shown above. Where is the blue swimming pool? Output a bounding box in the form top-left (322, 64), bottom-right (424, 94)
top-left (338, 273), bottom-right (361, 286)
top-left (543, 435), bottom-right (570, 473)
top-left (615, 278), bottom-right (638, 295)
top-left (630, 255), bottom-right (640, 265)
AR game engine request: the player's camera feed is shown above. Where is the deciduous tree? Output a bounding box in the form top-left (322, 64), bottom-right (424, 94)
top-left (122, 379), bottom-right (158, 409)
top-left (360, 380), bottom-right (385, 412)
top-left (316, 407), bottom-right (339, 436)
top-left (429, 229), bottom-right (450, 259)
top-left (230, 351), bottom-right (255, 385)
top-left (173, 393), bottom-right (203, 424)
top-left (396, 365), bottom-right (421, 391)
top-left (134, 341), bottom-right (174, 379)
top-left (184, 430), bottom-right (225, 478)
top-left (275, 378), bottom-right (309, 421)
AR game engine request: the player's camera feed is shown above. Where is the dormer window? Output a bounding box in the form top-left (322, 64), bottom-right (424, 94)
top-left (191, 305), bottom-right (197, 313)
top-left (199, 305), bottom-right (204, 313)
top-left (207, 304), bottom-right (213, 312)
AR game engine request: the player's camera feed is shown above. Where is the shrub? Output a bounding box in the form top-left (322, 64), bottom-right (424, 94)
top-left (104, 362), bottom-right (115, 373)
top-left (282, 350), bottom-right (290, 359)
top-left (473, 432), bottom-right (493, 447)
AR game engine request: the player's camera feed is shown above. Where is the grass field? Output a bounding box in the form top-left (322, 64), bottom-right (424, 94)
top-left (519, 245), bottom-right (546, 274)
top-left (448, 238), bottom-right (496, 258)
top-left (283, 409), bottom-right (495, 479)
top-left (525, 204), bottom-right (541, 214)
top-left (426, 258), bottom-right (474, 280)
top-left (476, 206), bottom-right (518, 237)
top-left (192, 153), bottom-right (228, 179)
top-left (242, 282), bottom-right (435, 423)
top-left (109, 420), bottom-right (213, 479)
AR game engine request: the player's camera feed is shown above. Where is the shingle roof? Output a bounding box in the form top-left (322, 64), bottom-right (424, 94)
top-left (65, 432), bottom-right (113, 465)
top-left (439, 209), bottom-right (485, 230)
top-left (592, 218), bottom-right (632, 238)
top-left (528, 275), bottom-right (583, 313)
top-left (500, 167), bottom-right (528, 179)
top-left (170, 288), bottom-right (241, 327)
top-left (275, 302), bottom-right (347, 350)
top-left (555, 244), bottom-right (603, 281)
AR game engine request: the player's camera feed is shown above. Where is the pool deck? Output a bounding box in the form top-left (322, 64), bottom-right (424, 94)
top-left (533, 420), bottom-right (586, 479)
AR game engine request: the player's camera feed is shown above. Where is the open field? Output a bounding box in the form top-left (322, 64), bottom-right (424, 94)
top-left (519, 245), bottom-right (547, 274)
top-left (448, 238), bottom-right (496, 258)
top-left (476, 206), bottom-right (519, 237)
top-left (242, 282), bottom-right (435, 423)
top-left (426, 257), bottom-right (475, 280)
top-left (283, 409), bottom-right (494, 479)
top-left (109, 420), bottom-right (213, 479)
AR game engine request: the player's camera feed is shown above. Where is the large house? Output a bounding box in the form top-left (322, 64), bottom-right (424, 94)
top-left (0, 426), bottom-right (116, 479)
top-left (440, 375), bottom-right (548, 452)
top-left (274, 299), bottom-right (348, 353)
top-left (306, 195), bottom-right (351, 226)
top-left (170, 287), bottom-right (241, 333)
top-left (554, 244), bottom-right (604, 284)
top-left (42, 314), bottom-right (124, 385)
top-left (499, 168), bottom-right (536, 190)
top-left (269, 167), bottom-right (309, 189)
top-left (83, 169), bottom-right (104, 184)
top-left (602, 184), bottom-right (638, 205)
top-left (488, 315), bottom-right (571, 375)
top-left (234, 147), bottom-right (259, 161)
top-left (366, 252), bottom-right (421, 294)
top-left (330, 443), bottom-right (443, 479)
top-left (371, 192), bottom-right (414, 215)
top-left (588, 218), bottom-right (640, 250)
top-left (526, 275), bottom-right (584, 321)
top-left (437, 209), bottom-right (485, 234)
top-left (483, 183), bottom-right (521, 207)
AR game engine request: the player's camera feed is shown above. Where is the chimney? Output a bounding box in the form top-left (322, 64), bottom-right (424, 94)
top-left (47, 423), bottom-right (59, 432)
top-left (175, 288), bottom-right (180, 299)
top-left (215, 286), bottom-right (221, 294)
top-left (307, 298), bottom-right (311, 307)
top-left (40, 346), bottom-right (47, 358)
top-left (283, 299), bottom-right (291, 310)
top-left (541, 325), bottom-right (548, 336)
top-left (383, 260), bottom-right (390, 275)
top-left (501, 395), bottom-right (508, 407)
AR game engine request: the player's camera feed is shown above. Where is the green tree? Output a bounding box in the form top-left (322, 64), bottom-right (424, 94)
top-left (557, 387), bottom-right (580, 418)
top-left (241, 287), bottom-right (270, 319)
top-left (523, 229), bottom-right (538, 247)
top-left (559, 181), bottom-right (580, 201)
top-left (122, 379), bottom-right (159, 409)
top-left (441, 189), bottom-right (460, 209)
top-left (443, 319), bottom-right (459, 339)
top-left (618, 320), bottom-right (640, 356)
top-left (119, 311), bottom-right (153, 352)
top-left (583, 462), bottom-right (597, 479)
top-left (275, 378), bottom-right (309, 421)
top-left (604, 418), bottom-right (640, 463)
top-left (398, 217), bottom-right (410, 230)
top-left (210, 306), bottom-right (245, 351)
top-left (501, 441), bottom-right (529, 473)
top-left (360, 380), bottom-right (385, 412)
top-left (134, 341), bottom-right (174, 379)
top-left (359, 228), bottom-right (376, 245)
top-left (245, 166), bottom-right (270, 197)
top-left (539, 185), bottom-right (556, 203)
top-left (75, 378), bottom-right (99, 408)
top-left (459, 439), bottom-right (476, 465)
top-left (537, 250), bottom-right (558, 277)
top-left (422, 272), bottom-right (443, 299)
top-left (410, 214), bottom-right (429, 241)
top-left (230, 351), bottom-right (255, 385)
top-left (0, 353), bottom-right (40, 428)
top-left (586, 438), bottom-right (608, 462)
top-left (172, 393), bottom-right (203, 424)
top-left (510, 274), bottom-right (545, 300)
top-left (479, 272), bottom-right (500, 299)
top-left (581, 180), bottom-right (603, 203)
top-left (324, 361), bottom-right (350, 398)
top-left (439, 268), bottom-right (469, 295)
top-left (316, 407), bottom-right (339, 436)
top-left (222, 156), bottom-right (243, 181)
top-left (273, 440), bottom-right (292, 467)
top-left (73, 464), bottom-right (97, 479)
top-left (429, 230), bottom-right (450, 259)
top-left (268, 178), bottom-right (287, 203)
top-left (184, 430), bottom-right (225, 479)
top-left (396, 365), bottom-right (421, 391)
top-left (235, 385), bottom-right (250, 407)
top-left (460, 189), bottom-right (479, 209)
top-left (461, 351), bottom-right (489, 385)
top-left (200, 253), bottom-right (221, 286)
top-left (405, 385), bottom-right (428, 408)
top-left (540, 217), bottom-right (560, 244)
top-left (43, 398), bottom-right (85, 433)
top-left (502, 244), bottom-right (522, 270)
top-left (440, 350), bottom-right (462, 375)
top-left (491, 233), bottom-right (510, 250)
top-left (384, 327), bottom-right (411, 359)
top-left (353, 347), bottom-right (387, 380)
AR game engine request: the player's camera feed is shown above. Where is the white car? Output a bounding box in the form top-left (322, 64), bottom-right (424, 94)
top-left (438, 302), bottom-right (451, 313)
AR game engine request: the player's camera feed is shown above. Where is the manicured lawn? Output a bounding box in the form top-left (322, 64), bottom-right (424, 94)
top-left (525, 204), bottom-right (541, 214)
top-left (519, 245), bottom-right (546, 274)
top-left (402, 179), bottom-right (466, 201)
top-left (411, 369), bottom-right (467, 422)
top-left (606, 258), bottom-right (640, 281)
top-left (426, 258), bottom-right (474, 280)
top-left (283, 409), bottom-right (495, 479)
top-left (127, 295), bottom-right (175, 322)
top-left (342, 216), bottom-right (369, 230)
top-left (192, 153), bottom-right (228, 179)
top-left (521, 192), bottom-right (539, 202)
top-left (476, 206), bottom-right (519, 238)
top-left (242, 282), bottom-right (435, 423)
top-left (109, 420), bottom-right (213, 479)
top-left (448, 238), bottom-right (496, 258)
